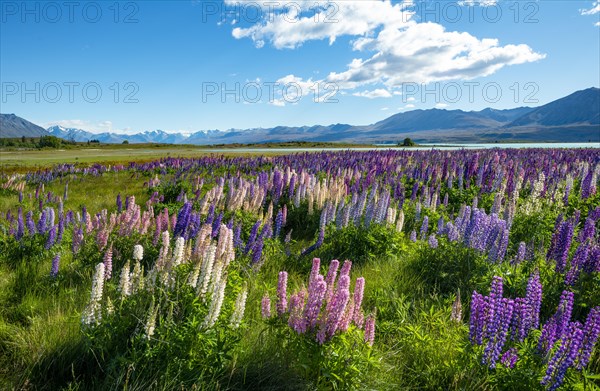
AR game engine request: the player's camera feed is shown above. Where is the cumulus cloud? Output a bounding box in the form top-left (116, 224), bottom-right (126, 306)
top-left (581, 1), bottom-right (600, 15)
top-left (458, 0), bottom-right (498, 6)
top-left (227, 0), bottom-right (545, 99)
top-left (352, 89), bottom-right (393, 99)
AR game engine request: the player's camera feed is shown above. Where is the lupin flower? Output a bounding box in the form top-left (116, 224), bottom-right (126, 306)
top-left (144, 301), bottom-right (159, 339)
top-left (277, 271), bottom-right (288, 315)
top-left (428, 234), bottom-right (438, 248)
top-left (501, 348), bottom-right (518, 369)
top-left (118, 260), bottom-right (132, 297)
top-left (364, 313), bottom-right (376, 347)
top-left (50, 254), bottom-right (60, 278)
top-left (203, 277), bottom-right (227, 329)
top-left (45, 225), bottom-right (57, 250)
top-left (261, 294), bottom-right (272, 318)
top-left (451, 291), bottom-right (462, 322)
top-left (133, 244), bottom-right (144, 261)
top-left (172, 237), bottom-right (185, 267)
top-left (324, 274), bottom-right (350, 340)
top-left (81, 263), bottom-right (106, 326)
top-left (103, 245), bottom-right (113, 280)
top-left (230, 285), bottom-right (248, 328)
top-left (409, 230), bottom-right (417, 242)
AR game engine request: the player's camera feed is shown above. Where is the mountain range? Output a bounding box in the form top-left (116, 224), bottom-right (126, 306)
top-left (1, 87), bottom-right (599, 144)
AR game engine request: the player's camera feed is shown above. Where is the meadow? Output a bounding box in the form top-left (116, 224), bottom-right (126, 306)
top-left (0, 148), bottom-right (599, 390)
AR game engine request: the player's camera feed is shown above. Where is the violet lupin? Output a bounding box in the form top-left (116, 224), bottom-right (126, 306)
top-left (353, 277), bottom-right (365, 326)
top-left (419, 216), bottom-right (429, 239)
top-left (303, 274), bottom-right (327, 330)
top-left (364, 313), bottom-right (376, 347)
top-left (45, 225), bottom-right (57, 250)
top-left (324, 274), bottom-right (350, 340)
top-left (16, 208), bottom-right (24, 241)
top-left (541, 321), bottom-right (584, 391)
top-left (50, 254), bottom-right (60, 278)
top-left (274, 209), bottom-right (283, 237)
top-left (409, 230), bottom-right (417, 242)
top-left (576, 307), bottom-right (600, 370)
top-left (500, 348), bottom-right (518, 369)
top-left (26, 211), bottom-right (35, 235)
top-left (428, 234), bottom-right (438, 248)
top-left (324, 259), bottom-right (340, 303)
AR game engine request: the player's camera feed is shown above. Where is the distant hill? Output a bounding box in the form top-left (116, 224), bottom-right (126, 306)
top-left (0, 114), bottom-right (48, 138)
top-left (506, 87), bottom-right (600, 127)
top-left (3, 87), bottom-right (599, 144)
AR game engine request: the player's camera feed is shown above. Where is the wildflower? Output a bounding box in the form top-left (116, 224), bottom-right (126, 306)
top-left (428, 234), bottom-right (439, 248)
top-left (451, 291), bottom-right (462, 322)
top-left (500, 347), bottom-right (518, 369)
top-left (118, 260), bottom-right (132, 297)
top-left (81, 263), bottom-right (105, 326)
top-left (144, 300), bottom-right (159, 339)
top-left (130, 260), bottom-right (144, 294)
top-left (277, 271), bottom-right (288, 315)
top-left (203, 277), bottom-right (227, 329)
top-left (172, 237), bottom-right (185, 267)
top-left (133, 244), bottom-right (144, 261)
top-left (103, 245), bottom-right (113, 280)
top-left (261, 294), bottom-right (271, 318)
top-left (50, 254), bottom-right (60, 278)
top-left (45, 225), bottom-right (57, 250)
top-left (409, 230), bottom-right (417, 242)
top-left (364, 313), bottom-right (376, 347)
top-left (230, 285), bottom-right (248, 328)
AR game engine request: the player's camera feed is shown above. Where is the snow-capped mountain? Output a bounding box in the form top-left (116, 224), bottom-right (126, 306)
top-left (47, 126), bottom-right (96, 142)
top-left (46, 126), bottom-right (190, 144)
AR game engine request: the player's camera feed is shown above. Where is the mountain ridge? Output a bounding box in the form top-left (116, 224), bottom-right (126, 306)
top-left (2, 87), bottom-right (599, 144)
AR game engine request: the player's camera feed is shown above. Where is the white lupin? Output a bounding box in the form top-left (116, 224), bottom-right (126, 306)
top-left (203, 277), bottom-right (227, 329)
top-left (144, 301), bottom-right (159, 339)
top-left (133, 244), bottom-right (144, 261)
top-left (197, 244), bottom-right (217, 297)
top-left (172, 237), bottom-right (185, 267)
top-left (230, 286), bottom-right (248, 328)
top-left (81, 263), bottom-right (106, 326)
top-left (118, 260), bottom-right (132, 297)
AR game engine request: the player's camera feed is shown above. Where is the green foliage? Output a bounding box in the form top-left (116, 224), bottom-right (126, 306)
top-left (315, 224), bottom-right (407, 266)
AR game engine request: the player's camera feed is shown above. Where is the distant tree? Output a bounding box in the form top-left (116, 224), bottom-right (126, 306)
top-left (37, 136), bottom-right (62, 148)
top-left (21, 136), bottom-right (26, 143)
top-left (90, 139), bottom-right (100, 144)
top-left (401, 137), bottom-right (416, 147)
top-left (122, 140), bottom-right (129, 144)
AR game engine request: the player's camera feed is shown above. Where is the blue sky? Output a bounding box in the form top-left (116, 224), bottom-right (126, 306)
top-left (1, 0), bottom-right (599, 134)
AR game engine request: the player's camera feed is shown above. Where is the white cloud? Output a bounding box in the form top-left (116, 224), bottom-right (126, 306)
top-left (458, 0), bottom-right (498, 6)
top-left (381, 107), bottom-right (389, 111)
top-left (269, 99), bottom-right (286, 107)
top-left (352, 88), bottom-right (393, 99)
top-left (407, 97), bottom-right (416, 102)
top-left (228, 0), bottom-right (545, 97)
top-left (581, 1), bottom-right (600, 15)
top-left (435, 103), bottom-right (449, 108)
